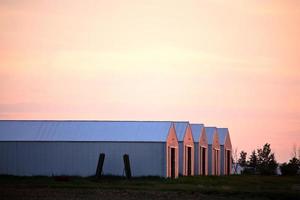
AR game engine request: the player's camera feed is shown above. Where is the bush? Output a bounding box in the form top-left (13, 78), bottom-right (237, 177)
top-left (241, 167), bottom-right (256, 175)
top-left (280, 157), bottom-right (300, 176)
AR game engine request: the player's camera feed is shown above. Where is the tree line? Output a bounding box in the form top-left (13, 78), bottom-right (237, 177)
top-left (233, 143), bottom-right (300, 176)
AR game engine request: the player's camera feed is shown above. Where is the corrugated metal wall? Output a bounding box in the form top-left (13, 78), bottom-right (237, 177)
top-left (0, 142), bottom-right (166, 177)
top-left (178, 142), bottom-right (183, 176)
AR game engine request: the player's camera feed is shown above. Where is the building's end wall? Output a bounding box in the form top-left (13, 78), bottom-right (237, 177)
top-left (213, 133), bottom-right (220, 175)
top-left (224, 134), bottom-right (232, 175)
top-left (199, 129), bottom-right (208, 175)
top-left (182, 125), bottom-right (194, 176)
top-left (166, 125), bottom-right (179, 178)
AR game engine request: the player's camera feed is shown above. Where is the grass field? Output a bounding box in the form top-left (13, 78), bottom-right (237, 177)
top-left (0, 175), bottom-right (299, 200)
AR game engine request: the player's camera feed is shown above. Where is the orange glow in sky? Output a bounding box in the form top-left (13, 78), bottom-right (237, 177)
top-left (1, 0), bottom-right (300, 162)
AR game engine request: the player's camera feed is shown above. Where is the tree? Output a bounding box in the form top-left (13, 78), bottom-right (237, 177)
top-left (232, 148), bottom-right (239, 174)
top-left (248, 150), bottom-right (258, 173)
top-left (280, 157), bottom-right (300, 176)
top-left (280, 146), bottom-right (300, 176)
top-left (238, 151), bottom-right (247, 168)
top-left (292, 144), bottom-right (297, 158)
top-left (257, 143), bottom-right (278, 175)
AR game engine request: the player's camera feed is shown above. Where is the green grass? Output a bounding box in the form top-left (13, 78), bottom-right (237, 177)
top-left (0, 175), bottom-right (299, 200)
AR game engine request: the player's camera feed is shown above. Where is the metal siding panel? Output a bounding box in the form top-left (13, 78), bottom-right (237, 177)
top-left (116, 143), bottom-right (165, 177)
top-left (0, 142), bottom-right (166, 177)
top-left (178, 142), bottom-right (183, 175)
top-left (162, 143), bottom-right (167, 177)
top-left (0, 142), bottom-right (17, 175)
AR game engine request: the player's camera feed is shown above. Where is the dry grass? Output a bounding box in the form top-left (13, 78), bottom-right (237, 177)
top-left (0, 175), bottom-right (299, 200)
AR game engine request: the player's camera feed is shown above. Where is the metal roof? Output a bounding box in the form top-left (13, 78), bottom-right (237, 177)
top-left (190, 124), bottom-right (204, 141)
top-left (217, 128), bottom-right (229, 145)
top-left (0, 120), bottom-right (173, 142)
top-left (173, 122), bottom-right (189, 141)
top-left (205, 127), bottom-right (217, 144)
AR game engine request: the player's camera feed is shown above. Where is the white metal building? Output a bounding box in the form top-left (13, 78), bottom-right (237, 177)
top-left (174, 122), bottom-right (194, 176)
top-left (191, 124), bottom-right (208, 176)
top-left (217, 128), bottom-right (232, 175)
top-left (0, 120), bottom-right (179, 178)
top-left (205, 127), bottom-right (220, 175)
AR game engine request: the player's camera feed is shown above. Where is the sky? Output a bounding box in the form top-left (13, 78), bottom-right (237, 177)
top-left (1, 0), bottom-right (300, 162)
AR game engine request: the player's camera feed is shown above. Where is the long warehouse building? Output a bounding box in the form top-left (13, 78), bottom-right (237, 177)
top-left (0, 120), bottom-right (179, 178)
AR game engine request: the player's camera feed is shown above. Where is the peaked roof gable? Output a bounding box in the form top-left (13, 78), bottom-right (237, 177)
top-left (217, 128), bottom-right (229, 145)
top-left (217, 128), bottom-right (232, 148)
top-left (205, 127), bottom-right (217, 145)
top-left (173, 121), bottom-right (189, 141)
top-left (191, 124), bottom-right (204, 142)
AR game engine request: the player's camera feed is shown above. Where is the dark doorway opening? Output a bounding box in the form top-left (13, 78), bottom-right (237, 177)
top-left (226, 150), bottom-right (231, 175)
top-left (96, 153), bottom-right (105, 178)
top-left (187, 147), bottom-right (192, 176)
top-left (171, 148), bottom-right (176, 178)
top-left (216, 150), bottom-right (219, 175)
top-left (202, 148), bottom-right (206, 175)
top-left (123, 154), bottom-right (131, 179)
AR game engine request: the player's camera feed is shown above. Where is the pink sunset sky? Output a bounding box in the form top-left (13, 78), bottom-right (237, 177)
top-left (1, 0), bottom-right (299, 162)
